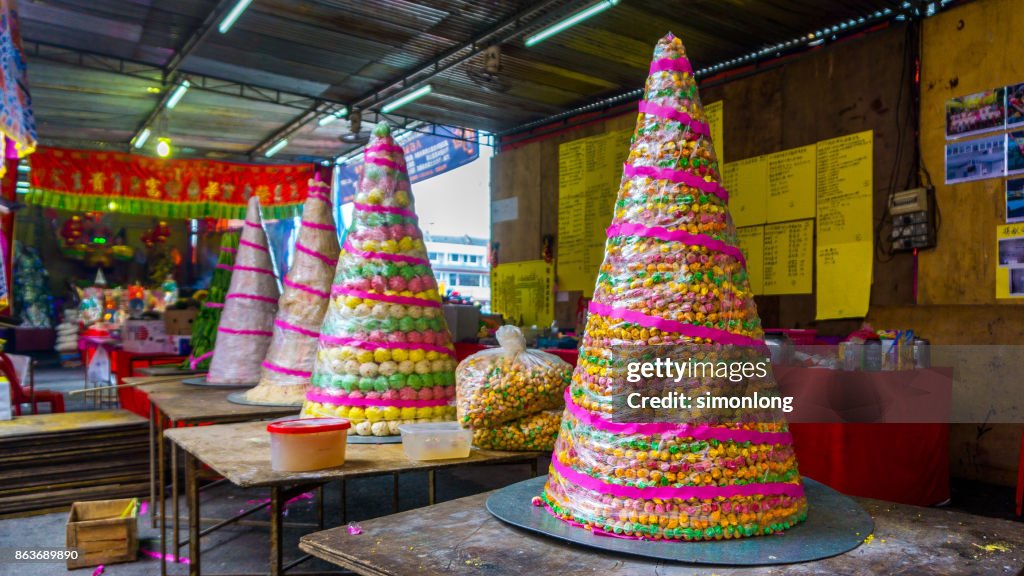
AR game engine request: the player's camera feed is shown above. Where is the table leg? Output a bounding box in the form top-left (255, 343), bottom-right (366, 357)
top-left (187, 453), bottom-right (200, 576)
top-left (159, 413), bottom-right (167, 576)
top-left (270, 486), bottom-right (284, 576)
top-left (149, 403), bottom-right (157, 529)
top-left (428, 469), bottom-right (436, 505)
top-left (340, 480), bottom-right (347, 524)
top-left (172, 443), bottom-right (180, 558)
top-left (317, 485), bottom-right (325, 530)
top-left (392, 473), bottom-right (400, 513)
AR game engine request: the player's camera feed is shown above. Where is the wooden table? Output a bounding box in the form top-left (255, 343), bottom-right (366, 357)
top-left (301, 489), bottom-right (1024, 576)
top-left (165, 421), bottom-right (542, 576)
top-left (145, 379), bottom-right (299, 574)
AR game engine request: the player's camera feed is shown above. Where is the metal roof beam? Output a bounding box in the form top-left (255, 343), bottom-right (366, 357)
top-left (348, 0), bottom-right (594, 112)
top-left (250, 0), bottom-right (589, 158)
top-left (130, 0), bottom-right (242, 151)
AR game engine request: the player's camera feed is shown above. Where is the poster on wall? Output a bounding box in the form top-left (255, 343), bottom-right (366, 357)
top-left (945, 89), bottom-right (1005, 139)
top-left (334, 128), bottom-right (479, 205)
top-left (945, 134), bottom-right (1005, 184)
top-left (1007, 131), bottom-right (1024, 176)
top-left (1007, 83), bottom-right (1024, 129)
top-left (996, 224), bottom-right (1024, 299)
top-left (1007, 179), bottom-right (1024, 223)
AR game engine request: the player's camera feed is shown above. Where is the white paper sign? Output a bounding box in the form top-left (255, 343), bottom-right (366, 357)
top-left (491, 197), bottom-right (518, 223)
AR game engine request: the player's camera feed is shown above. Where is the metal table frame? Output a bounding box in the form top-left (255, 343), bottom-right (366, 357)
top-left (166, 423), bottom-right (541, 576)
top-left (140, 380), bottom-right (298, 575)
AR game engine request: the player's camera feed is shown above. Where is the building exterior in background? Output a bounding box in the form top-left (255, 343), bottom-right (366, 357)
top-left (424, 234), bottom-right (490, 308)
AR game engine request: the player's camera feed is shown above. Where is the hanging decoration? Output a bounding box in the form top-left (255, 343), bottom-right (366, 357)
top-left (0, 0), bottom-right (37, 177)
top-left (54, 212), bottom-right (134, 266)
top-left (26, 147), bottom-right (313, 219)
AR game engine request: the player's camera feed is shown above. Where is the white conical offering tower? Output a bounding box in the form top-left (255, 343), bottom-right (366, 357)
top-left (206, 196), bottom-right (280, 385)
top-left (245, 178), bottom-right (340, 404)
top-left (301, 123), bottom-right (457, 436)
top-left (539, 33), bottom-right (807, 541)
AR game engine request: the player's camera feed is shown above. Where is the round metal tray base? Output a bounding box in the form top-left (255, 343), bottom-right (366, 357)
top-left (486, 476), bottom-right (871, 566)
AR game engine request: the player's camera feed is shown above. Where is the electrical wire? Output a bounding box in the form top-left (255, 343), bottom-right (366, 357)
top-left (875, 21), bottom-right (917, 263)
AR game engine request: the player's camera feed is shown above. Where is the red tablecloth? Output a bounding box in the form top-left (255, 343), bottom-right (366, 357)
top-left (789, 423), bottom-right (949, 506)
top-left (452, 343), bottom-right (949, 506)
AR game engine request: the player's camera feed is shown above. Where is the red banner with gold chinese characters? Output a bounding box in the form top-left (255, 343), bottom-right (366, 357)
top-left (26, 147), bottom-right (314, 219)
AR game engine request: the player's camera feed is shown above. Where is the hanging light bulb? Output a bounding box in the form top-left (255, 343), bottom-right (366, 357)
top-left (156, 138), bottom-right (172, 158)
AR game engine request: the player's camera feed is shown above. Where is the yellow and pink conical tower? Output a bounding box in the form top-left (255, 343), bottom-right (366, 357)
top-left (539, 33), bottom-right (807, 541)
top-left (302, 124), bottom-right (458, 436)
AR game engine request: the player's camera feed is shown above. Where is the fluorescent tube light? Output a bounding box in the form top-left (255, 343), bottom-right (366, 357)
top-left (134, 128), bottom-right (151, 149)
top-left (525, 0), bottom-right (619, 47)
top-left (218, 0), bottom-right (253, 34)
top-left (381, 85), bottom-right (432, 114)
top-left (166, 80), bottom-right (191, 109)
top-left (318, 108), bottom-right (349, 126)
top-left (265, 139), bottom-right (289, 158)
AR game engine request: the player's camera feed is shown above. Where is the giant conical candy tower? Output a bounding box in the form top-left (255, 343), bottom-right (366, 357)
top-left (185, 231), bottom-right (238, 371)
top-left (539, 34), bottom-right (807, 540)
top-left (206, 196), bottom-right (280, 385)
top-left (301, 124), bottom-right (457, 436)
top-left (245, 178), bottom-right (340, 404)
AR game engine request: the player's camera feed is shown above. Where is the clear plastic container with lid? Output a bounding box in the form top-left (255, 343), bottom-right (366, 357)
top-left (266, 418), bottom-right (350, 471)
top-left (398, 421), bottom-right (472, 460)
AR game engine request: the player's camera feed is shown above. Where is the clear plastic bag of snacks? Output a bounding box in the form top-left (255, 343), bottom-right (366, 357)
top-left (471, 409), bottom-right (562, 451)
top-left (456, 325), bottom-right (570, 428)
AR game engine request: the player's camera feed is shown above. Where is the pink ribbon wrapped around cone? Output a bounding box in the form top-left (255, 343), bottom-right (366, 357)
top-left (245, 180), bottom-right (340, 404)
top-left (300, 123), bottom-right (458, 436)
top-left (206, 196), bottom-right (280, 385)
top-left (538, 33), bottom-right (808, 542)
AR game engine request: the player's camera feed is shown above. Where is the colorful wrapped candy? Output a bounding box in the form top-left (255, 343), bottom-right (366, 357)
top-left (245, 178), bottom-right (340, 405)
top-left (471, 410), bottom-right (561, 451)
top-left (539, 33), bottom-right (807, 542)
top-left (456, 325), bottom-right (569, 429)
top-left (300, 124), bottom-right (457, 436)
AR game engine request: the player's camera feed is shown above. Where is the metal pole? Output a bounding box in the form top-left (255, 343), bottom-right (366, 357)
top-left (149, 402), bottom-right (157, 529)
top-left (340, 480), bottom-right (347, 524)
top-left (270, 487), bottom-right (284, 576)
top-left (187, 453), bottom-right (200, 576)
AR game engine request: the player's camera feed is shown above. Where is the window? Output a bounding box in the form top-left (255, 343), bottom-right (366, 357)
top-left (449, 253), bottom-right (460, 263)
top-left (448, 273), bottom-right (458, 285)
top-left (467, 255), bottom-right (479, 264)
top-left (457, 274), bottom-right (480, 287)
top-left (428, 252), bottom-right (439, 262)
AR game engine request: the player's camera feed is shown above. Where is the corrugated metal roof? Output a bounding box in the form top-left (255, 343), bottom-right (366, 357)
top-left (20, 0), bottom-right (906, 161)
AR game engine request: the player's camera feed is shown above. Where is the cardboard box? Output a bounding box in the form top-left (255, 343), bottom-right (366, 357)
top-left (164, 308), bottom-right (198, 335)
top-left (66, 498), bottom-right (138, 569)
top-left (122, 320), bottom-right (173, 354)
top-left (442, 304), bottom-right (481, 343)
top-left (170, 335), bottom-right (192, 356)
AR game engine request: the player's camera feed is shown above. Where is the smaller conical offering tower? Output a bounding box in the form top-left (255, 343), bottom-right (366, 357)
top-left (206, 196), bottom-right (280, 385)
top-left (539, 33), bottom-right (807, 541)
top-left (302, 123), bottom-right (457, 436)
top-left (185, 231), bottom-right (238, 371)
top-left (245, 178), bottom-right (340, 404)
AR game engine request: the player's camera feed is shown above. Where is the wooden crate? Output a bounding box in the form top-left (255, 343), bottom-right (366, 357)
top-left (65, 498), bottom-right (138, 569)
